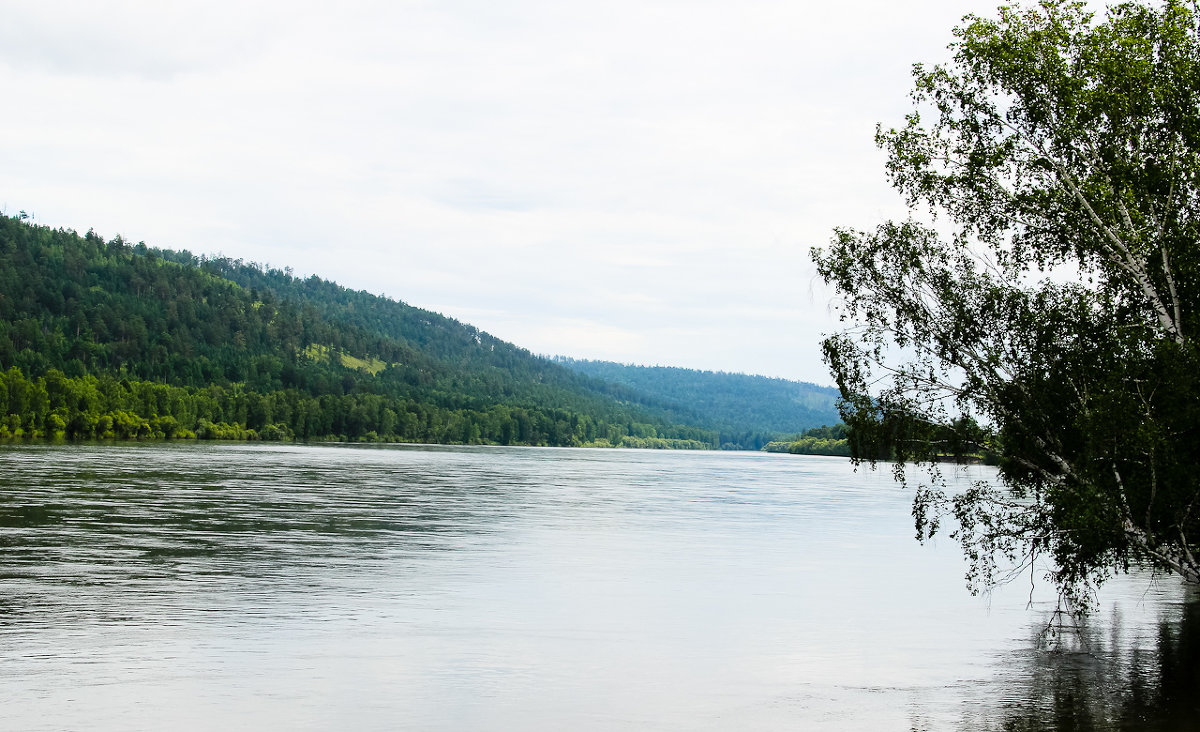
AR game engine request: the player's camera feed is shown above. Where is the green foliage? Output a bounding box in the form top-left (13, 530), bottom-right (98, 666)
top-left (812, 0), bottom-right (1200, 610)
top-left (763, 424), bottom-right (852, 456)
top-left (0, 215), bottom-right (722, 449)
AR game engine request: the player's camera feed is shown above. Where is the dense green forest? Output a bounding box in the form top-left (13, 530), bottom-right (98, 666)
top-left (762, 424), bottom-right (851, 457)
top-left (554, 357), bottom-right (840, 449)
top-left (0, 214), bottom-right (724, 447)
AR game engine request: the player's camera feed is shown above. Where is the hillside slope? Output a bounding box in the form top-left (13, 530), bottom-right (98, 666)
top-left (0, 215), bottom-right (714, 447)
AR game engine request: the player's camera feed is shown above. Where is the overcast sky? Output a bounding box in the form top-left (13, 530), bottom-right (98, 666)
top-left (1, 0), bottom-right (1010, 385)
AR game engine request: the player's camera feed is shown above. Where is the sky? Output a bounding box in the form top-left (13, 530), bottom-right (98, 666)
top-left (0, 0), bottom-right (1011, 385)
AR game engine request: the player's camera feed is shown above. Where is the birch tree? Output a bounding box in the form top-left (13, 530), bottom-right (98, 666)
top-left (812, 0), bottom-right (1200, 610)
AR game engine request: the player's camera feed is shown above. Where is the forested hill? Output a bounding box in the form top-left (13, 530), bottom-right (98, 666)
top-left (554, 358), bottom-right (841, 448)
top-left (0, 214), bottom-right (717, 447)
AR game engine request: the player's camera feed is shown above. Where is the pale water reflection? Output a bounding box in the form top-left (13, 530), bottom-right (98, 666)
top-left (0, 443), bottom-right (1194, 730)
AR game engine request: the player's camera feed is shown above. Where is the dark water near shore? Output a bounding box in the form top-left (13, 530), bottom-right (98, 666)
top-left (0, 443), bottom-right (1196, 730)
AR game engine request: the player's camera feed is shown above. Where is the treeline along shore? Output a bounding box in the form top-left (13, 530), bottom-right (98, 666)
top-left (0, 365), bottom-right (711, 448)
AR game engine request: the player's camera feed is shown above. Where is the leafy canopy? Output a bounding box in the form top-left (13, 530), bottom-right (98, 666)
top-left (812, 0), bottom-right (1200, 610)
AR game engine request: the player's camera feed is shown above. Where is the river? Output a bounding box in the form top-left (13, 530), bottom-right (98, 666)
top-left (0, 443), bottom-right (1194, 730)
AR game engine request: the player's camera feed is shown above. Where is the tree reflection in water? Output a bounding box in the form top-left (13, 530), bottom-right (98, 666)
top-left (991, 591), bottom-right (1200, 732)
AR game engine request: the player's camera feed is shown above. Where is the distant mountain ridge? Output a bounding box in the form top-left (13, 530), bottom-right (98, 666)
top-left (554, 358), bottom-right (841, 448)
top-left (0, 213), bottom-right (838, 448)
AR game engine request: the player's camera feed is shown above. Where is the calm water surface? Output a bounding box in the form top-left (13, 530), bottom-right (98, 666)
top-left (0, 443), bottom-right (1195, 730)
